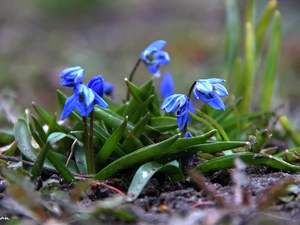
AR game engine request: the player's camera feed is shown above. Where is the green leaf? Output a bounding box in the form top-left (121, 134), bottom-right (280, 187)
top-left (194, 152), bottom-right (300, 173)
top-left (31, 114), bottom-right (47, 143)
top-left (157, 140), bottom-right (246, 164)
top-left (255, 0), bottom-right (277, 56)
top-left (122, 112), bottom-right (150, 150)
top-left (96, 117), bottom-right (128, 168)
top-left (126, 161), bottom-right (184, 202)
top-left (32, 103), bottom-right (65, 133)
top-left (74, 142), bottom-right (87, 174)
top-left (224, 0), bottom-right (240, 80)
top-left (259, 10), bottom-right (281, 111)
top-left (31, 142), bottom-right (50, 180)
top-left (196, 110), bottom-right (229, 141)
top-left (47, 132), bottom-right (76, 145)
top-left (14, 118), bottom-right (39, 161)
top-left (0, 140), bottom-right (19, 165)
top-left (124, 78), bottom-right (161, 117)
top-left (240, 21), bottom-right (256, 113)
top-left (94, 133), bottom-right (180, 180)
top-left (94, 106), bottom-right (159, 141)
top-left (0, 129), bottom-right (14, 145)
top-left (47, 150), bottom-right (76, 183)
top-left (149, 117), bottom-right (178, 132)
top-left (279, 115), bottom-right (300, 146)
top-left (129, 95), bottom-right (154, 123)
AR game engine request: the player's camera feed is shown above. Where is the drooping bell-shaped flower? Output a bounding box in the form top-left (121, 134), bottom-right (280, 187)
top-left (161, 94), bottom-right (189, 130)
top-left (104, 82), bottom-right (115, 99)
top-left (193, 78), bottom-right (229, 110)
top-left (160, 72), bottom-right (174, 99)
top-left (61, 84), bottom-right (108, 120)
top-left (140, 40), bottom-right (170, 77)
top-left (88, 75), bottom-right (105, 97)
top-left (59, 66), bottom-right (84, 87)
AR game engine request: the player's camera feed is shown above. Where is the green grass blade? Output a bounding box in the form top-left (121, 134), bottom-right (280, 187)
top-left (157, 140), bottom-right (247, 164)
top-left (196, 110), bottom-right (229, 141)
top-left (122, 112), bottom-right (150, 150)
top-left (259, 10), bottom-right (281, 111)
top-left (255, 0), bottom-right (277, 57)
top-left (31, 114), bottom-right (47, 143)
top-left (47, 151), bottom-right (76, 183)
top-left (246, 0), bottom-right (255, 24)
top-left (148, 117), bottom-right (178, 132)
top-left (126, 161), bottom-right (184, 202)
top-left (14, 118), bottom-right (39, 161)
top-left (279, 115), bottom-right (300, 146)
top-left (194, 152), bottom-right (300, 173)
top-left (96, 117), bottom-right (128, 167)
top-left (240, 22), bottom-right (256, 113)
top-left (0, 129), bottom-right (15, 145)
top-left (31, 142), bottom-right (50, 180)
top-left (224, 0), bottom-right (241, 80)
top-left (94, 134), bottom-right (180, 180)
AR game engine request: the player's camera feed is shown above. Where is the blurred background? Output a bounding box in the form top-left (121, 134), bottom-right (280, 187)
top-left (1, 0), bottom-right (300, 128)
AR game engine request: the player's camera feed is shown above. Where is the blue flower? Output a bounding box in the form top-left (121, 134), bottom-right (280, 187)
top-left (161, 94), bottom-right (189, 130)
top-left (193, 78), bottom-right (229, 110)
top-left (104, 82), bottom-right (115, 99)
top-left (160, 72), bottom-right (174, 99)
top-left (88, 75), bottom-right (105, 97)
top-left (61, 84), bottom-right (108, 120)
top-left (140, 40), bottom-right (170, 77)
top-left (59, 66), bottom-right (84, 87)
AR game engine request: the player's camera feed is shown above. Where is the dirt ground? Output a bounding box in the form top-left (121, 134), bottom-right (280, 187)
top-left (1, 164), bottom-right (300, 225)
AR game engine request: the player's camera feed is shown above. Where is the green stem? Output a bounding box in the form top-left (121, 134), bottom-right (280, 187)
top-left (89, 110), bottom-right (95, 173)
top-left (82, 116), bottom-right (94, 174)
top-left (126, 58), bottom-right (142, 101)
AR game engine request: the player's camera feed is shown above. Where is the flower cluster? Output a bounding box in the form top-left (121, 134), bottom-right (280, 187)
top-left (59, 66), bottom-right (112, 120)
top-left (160, 70), bottom-right (228, 130)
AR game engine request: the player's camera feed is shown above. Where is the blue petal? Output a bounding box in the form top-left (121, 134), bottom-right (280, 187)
top-left (144, 40), bottom-right (167, 52)
top-left (160, 72), bottom-right (174, 99)
top-left (184, 132), bottom-right (193, 138)
top-left (162, 95), bottom-right (180, 113)
top-left (152, 51), bottom-right (170, 65)
top-left (193, 89), bottom-right (214, 102)
top-left (195, 80), bottom-right (213, 93)
top-left (207, 94), bottom-right (225, 110)
top-left (83, 86), bottom-right (95, 107)
top-left (59, 66), bottom-right (82, 78)
top-left (104, 82), bottom-right (115, 98)
top-left (176, 106), bottom-right (189, 130)
top-left (61, 95), bottom-right (76, 120)
top-left (59, 66), bottom-right (84, 87)
top-left (145, 64), bottom-right (160, 77)
top-left (88, 75), bottom-right (105, 97)
top-left (207, 78), bottom-right (225, 84)
top-left (161, 94), bottom-right (182, 113)
top-left (93, 91), bottom-right (109, 108)
top-left (214, 83), bottom-right (229, 97)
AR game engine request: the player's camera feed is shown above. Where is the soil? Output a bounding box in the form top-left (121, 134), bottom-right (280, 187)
top-left (1, 165), bottom-right (300, 225)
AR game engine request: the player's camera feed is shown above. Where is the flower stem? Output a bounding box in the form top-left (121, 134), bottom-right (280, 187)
top-left (183, 81), bottom-right (197, 135)
top-left (82, 116), bottom-right (94, 174)
top-left (126, 58), bottom-right (141, 101)
top-left (89, 110), bottom-right (95, 173)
